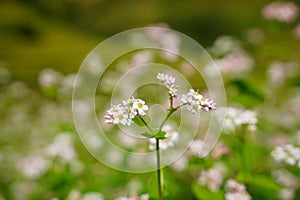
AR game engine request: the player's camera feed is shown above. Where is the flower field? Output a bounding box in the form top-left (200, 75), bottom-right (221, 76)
top-left (0, 1), bottom-right (300, 200)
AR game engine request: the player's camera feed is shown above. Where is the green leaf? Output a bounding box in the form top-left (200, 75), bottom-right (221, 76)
top-left (249, 174), bottom-right (282, 191)
top-left (154, 131), bottom-right (167, 139)
top-left (141, 132), bottom-right (154, 138)
top-left (192, 184), bottom-right (223, 200)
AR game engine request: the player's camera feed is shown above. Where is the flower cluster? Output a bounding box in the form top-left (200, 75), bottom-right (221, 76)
top-left (156, 73), bottom-right (178, 97)
top-left (197, 167), bottom-right (223, 191)
top-left (271, 144), bottom-right (300, 167)
top-left (104, 97), bottom-right (149, 126)
top-left (181, 89), bottom-right (216, 114)
top-left (262, 1), bottom-right (298, 23)
top-left (225, 179), bottom-right (252, 200)
top-left (222, 107), bottom-right (258, 132)
top-left (115, 193), bottom-right (149, 200)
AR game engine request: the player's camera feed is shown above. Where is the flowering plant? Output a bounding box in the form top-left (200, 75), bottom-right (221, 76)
top-left (104, 73), bottom-right (215, 199)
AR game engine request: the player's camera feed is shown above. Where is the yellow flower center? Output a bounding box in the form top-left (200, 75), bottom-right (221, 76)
top-left (118, 115), bottom-right (123, 120)
top-left (138, 103), bottom-right (143, 108)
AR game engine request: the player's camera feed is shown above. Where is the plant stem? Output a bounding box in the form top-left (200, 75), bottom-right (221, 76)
top-left (137, 114), bottom-right (154, 134)
top-left (156, 138), bottom-right (163, 200)
top-left (158, 104), bottom-right (183, 132)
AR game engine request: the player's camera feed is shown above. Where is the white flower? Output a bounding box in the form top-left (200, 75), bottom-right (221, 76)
top-left (279, 188), bottom-right (295, 200)
top-left (149, 124), bottom-right (179, 151)
top-left (115, 193), bottom-right (149, 200)
top-left (17, 156), bottom-right (50, 179)
top-left (140, 194), bottom-right (149, 200)
top-left (156, 73), bottom-right (178, 97)
top-left (132, 99), bottom-right (149, 116)
top-left (217, 51), bottom-right (254, 75)
top-left (272, 169), bottom-right (299, 189)
top-left (187, 139), bottom-right (204, 157)
top-left (115, 196), bottom-right (134, 200)
top-left (181, 89), bottom-right (215, 114)
top-left (46, 133), bottom-right (76, 162)
top-left (225, 179), bottom-right (252, 200)
top-left (113, 106), bottom-right (132, 126)
top-left (198, 167), bottom-right (223, 191)
top-left (104, 97), bottom-right (149, 126)
top-left (222, 107), bottom-right (258, 132)
top-left (262, 1), bottom-right (298, 23)
top-left (225, 179), bottom-right (246, 193)
top-left (81, 192), bottom-right (104, 200)
top-left (225, 192), bottom-right (252, 200)
top-left (271, 144), bottom-right (300, 167)
top-left (38, 68), bottom-right (62, 88)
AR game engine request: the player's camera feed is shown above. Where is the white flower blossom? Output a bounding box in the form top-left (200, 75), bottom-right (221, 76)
top-left (149, 124), bottom-right (178, 151)
top-left (38, 68), bottom-right (62, 88)
top-left (198, 167), bottom-right (223, 191)
top-left (187, 139), bottom-right (204, 157)
top-left (271, 144), bottom-right (300, 167)
top-left (225, 179), bottom-right (252, 200)
top-left (272, 169), bottom-right (299, 189)
top-left (156, 73), bottom-right (178, 97)
top-left (279, 188), bottom-right (295, 200)
top-left (17, 156), bottom-right (50, 179)
top-left (81, 192), bottom-right (104, 200)
top-left (225, 192), bottom-right (252, 200)
top-left (181, 89), bottom-right (216, 114)
top-left (132, 99), bottom-right (149, 116)
top-left (115, 193), bottom-right (149, 200)
top-left (104, 97), bottom-right (149, 126)
top-left (46, 133), bottom-right (76, 162)
top-left (222, 107), bottom-right (258, 132)
top-left (262, 1), bottom-right (298, 23)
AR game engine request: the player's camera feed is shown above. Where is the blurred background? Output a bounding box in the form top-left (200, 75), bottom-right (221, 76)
top-left (1, 0), bottom-right (300, 200)
top-left (1, 0), bottom-right (292, 84)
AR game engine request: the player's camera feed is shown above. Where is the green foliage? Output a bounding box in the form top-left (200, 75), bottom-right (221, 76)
top-left (192, 184), bottom-right (224, 200)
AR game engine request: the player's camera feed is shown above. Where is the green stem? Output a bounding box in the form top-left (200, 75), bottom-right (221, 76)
top-left (156, 138), bottom-right (163, 200)
top-left (137, 114), bottom-right (154, 134)
top-left (158, 104), bottom-right (184, 132)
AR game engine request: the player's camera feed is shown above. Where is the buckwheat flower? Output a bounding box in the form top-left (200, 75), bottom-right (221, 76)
top-left (272, 169), bottom-right (299, 189)
top-left (105, 104), bottom-right (131, 126)
top-left (81, 192), bottom-right (104, 200)
top-left (181, 89), bottom-right (215, 114)
top-left (131, 51), bottom-right (153, 66)
top-left (156, 73), bottom-right (178, 97)
top-left (140, 194), bottom-right (149, 200)
top-left (198, 167), bottom-right (223, 191)
top-left (187, 139), bottom-right (204, 157)
top-left (132, 99), bottom-right (149, 116)
top-left (115, 196), bottom-right (134, 200)
top-left (222, 107), bottom-right (258, 132)
top-left (149, 124), bottom-right (178, 151)
top-left (46, 133), bottom-right (76, 162)
top-left (38, 68), bottom-right (62, 88)
top-left (225, 192), bottom-right (252, 200)
top-left (217, 51), bottom-right (254, 75)
top-left (105, 98), bottom-right (149, 126)
top-left (115, 194), bottom-right (149, 200)
top-left (226, 179), bottom-right (246, 193)
top-left (262, 1), bottom-right (298, 23)
top-left (17, 156), bottom-right (50, 179)
top-left (271, 144), bottom-right (300, 167)
top-left (225, 179), bottom-right (252, 200)
top-left (279, 188), bottom-right (295, 200)
top-left (212, 142), bottom-right (230, 159)
top-left (114, 106), bottom-right (132, 126)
